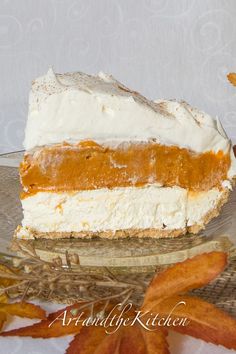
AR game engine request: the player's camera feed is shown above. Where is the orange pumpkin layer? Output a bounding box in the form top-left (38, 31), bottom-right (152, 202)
top-left (20, 141), bottom-right (230, 197)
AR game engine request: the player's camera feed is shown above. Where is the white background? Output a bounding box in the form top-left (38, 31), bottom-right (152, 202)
top-left (0, 1), bottom-right (235, 354)
top-left (1, 0), bottom-right (236, 153)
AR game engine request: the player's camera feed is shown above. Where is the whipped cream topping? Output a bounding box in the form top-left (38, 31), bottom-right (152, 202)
top-left (24, 68), bottom-right (232, 156)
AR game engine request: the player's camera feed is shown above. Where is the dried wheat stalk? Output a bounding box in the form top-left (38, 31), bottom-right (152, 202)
top-left (0, 241), bottom-right (150, 306)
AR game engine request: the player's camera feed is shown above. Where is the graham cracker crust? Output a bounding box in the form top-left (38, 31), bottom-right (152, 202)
top-left (188, 188), bottom-right (230, 234)
top-left (14, 226), bottom-right (185, 240)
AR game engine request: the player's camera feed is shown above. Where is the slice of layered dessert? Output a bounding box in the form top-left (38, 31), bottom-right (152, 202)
top-left (15, 68), bottom-right (236, 239)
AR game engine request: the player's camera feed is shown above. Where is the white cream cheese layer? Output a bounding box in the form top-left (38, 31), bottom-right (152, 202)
top-left (19, 185), bottom-right (223, 234)
top-left (24, 68), bottom-right (231, 155)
